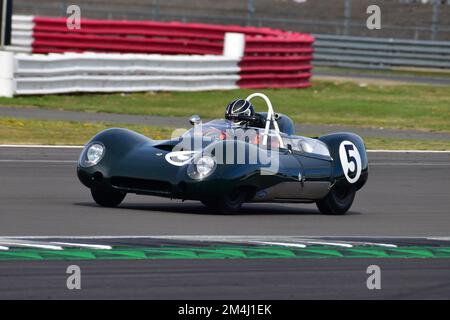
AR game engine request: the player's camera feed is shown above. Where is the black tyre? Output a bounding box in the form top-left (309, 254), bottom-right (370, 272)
top-left (316, 186), bottom-right (356, 215)
top-left (201, 189), bottom-right (246, 214)
top-left (91, 187), bottom-right (126, 207)
top-left (201, 200), bottom-right (218, 210)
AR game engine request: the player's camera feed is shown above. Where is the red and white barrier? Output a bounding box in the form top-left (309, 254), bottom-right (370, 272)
top-left (9, 15), bottom-right (34, 53)
top-left (3, 15), bottom-right (314, 95)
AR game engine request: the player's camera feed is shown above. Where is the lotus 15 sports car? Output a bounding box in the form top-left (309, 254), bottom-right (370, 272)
top-left (77, 93), bottom-right (368, 214)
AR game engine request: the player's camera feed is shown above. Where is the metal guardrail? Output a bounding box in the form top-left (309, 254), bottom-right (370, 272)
top-left (313, 34), bottom-right (450, 70)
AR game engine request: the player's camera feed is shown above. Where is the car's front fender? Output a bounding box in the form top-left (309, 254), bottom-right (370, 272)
top-left (318, 132), bottom-right (368, 190)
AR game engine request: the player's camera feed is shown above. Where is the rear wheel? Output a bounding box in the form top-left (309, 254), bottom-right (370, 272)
top-left (316, 186), bottom-right (356, 215)
top-left (202, 189), bottom-right (247, 214)
top-left (91, 187), bottom-right (126, 207)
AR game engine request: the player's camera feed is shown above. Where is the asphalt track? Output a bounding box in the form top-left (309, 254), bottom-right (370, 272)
top-left (1, 258), bottom-right (449, 299)
top-left (0, 147), bottom-right (449, 237)
top-left (1, 147), bottom-right (449, 299)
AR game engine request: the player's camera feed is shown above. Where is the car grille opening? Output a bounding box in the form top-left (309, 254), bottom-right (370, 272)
top-left (111, 176), bottom-right (171, 194)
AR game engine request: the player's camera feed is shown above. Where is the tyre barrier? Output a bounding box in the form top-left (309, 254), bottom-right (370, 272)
top-left (3, 15), bottom-right (314, 94)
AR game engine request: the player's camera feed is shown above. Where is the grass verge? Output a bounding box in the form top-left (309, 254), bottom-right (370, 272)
top-left (0, 80), bottom-right (449, 133)
top-left (0, 118), bottom-right (173, 146)
top-left (1, 118), bottom-right (449, 150)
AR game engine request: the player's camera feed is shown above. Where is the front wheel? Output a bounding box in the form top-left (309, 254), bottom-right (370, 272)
top-left (201, 189), bottom-right (247, 214)
top-left (91, 187), bottom-right (126, 207)
top-left (316, 186), bottom-right (356, 215)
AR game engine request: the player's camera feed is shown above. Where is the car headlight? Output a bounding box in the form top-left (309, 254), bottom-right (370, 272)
top-left (187, 155), bottom-right (216, 179)
top-left (79, 142), bottom-right (105, 167)
top-left (197, 156), bottom-right (215, 176)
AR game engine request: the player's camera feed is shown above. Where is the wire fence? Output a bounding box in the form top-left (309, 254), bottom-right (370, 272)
top-left (11, 0), bottom-right (450, 41)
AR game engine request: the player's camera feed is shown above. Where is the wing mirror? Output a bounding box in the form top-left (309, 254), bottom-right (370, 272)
top-left (189, 115), bottom-right (202, 126)
top-left (287, 143), bottom-right (293, 154)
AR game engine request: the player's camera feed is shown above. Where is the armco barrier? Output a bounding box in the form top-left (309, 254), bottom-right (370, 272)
top-left (0, 52), bottom-right (240, 96)
top-left (313, 34), bottom-right (450, 70)
top-left (8, 15), bottom-right (314, 90)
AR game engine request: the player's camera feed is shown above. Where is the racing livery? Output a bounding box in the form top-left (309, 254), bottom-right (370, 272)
top-left (77, 93), bottom-right (368, 214)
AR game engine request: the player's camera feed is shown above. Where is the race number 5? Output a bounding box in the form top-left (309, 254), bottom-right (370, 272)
top-left (339, 141), bottom-right (362, 184)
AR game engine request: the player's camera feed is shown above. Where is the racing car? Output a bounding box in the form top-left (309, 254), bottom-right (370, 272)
top-left (77, 93), bottom-right (368, 214)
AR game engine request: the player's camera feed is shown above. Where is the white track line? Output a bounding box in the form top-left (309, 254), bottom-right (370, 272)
top-left (292, 240), bottom-right (353, 248)
top-left (0, 160), bottom-right (77, 163)
top-left (0, 144), bottom-right (83, 148)
top-left (0, 236), bottom-right (443, 249)
top-left (50, 242), bottom-right (112, 250)
top-left (0, 241), bottom-right (63, 250)
top-left (0, 246), bottom-right (9, 251)
top-left (2, 235), bottom-right (450, 241)
top-left (370, 162), bottom-right (450, 166)
top-left (367, 150), bottom-right (450, 153)
top-left (250, 241), bottom-right (307, 248)
top-left (343, 241), bottom-right (397, 248)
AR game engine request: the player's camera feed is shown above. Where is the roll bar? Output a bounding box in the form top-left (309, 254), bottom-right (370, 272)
top-left (246, 93), bottom-right (284, 148)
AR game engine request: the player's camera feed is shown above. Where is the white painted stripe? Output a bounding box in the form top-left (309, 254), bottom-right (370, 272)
top-left (3, 235), bottom-right (450, 241)
top-left (0, 241), bottom-right (63, 250)
top-left (370, 162), bottom-right (450, 166)
top-left (427, 237), bottom-right (450, 241)
top-left (345, 241), bottom-right (397, 248)
top-left (0, 236), bottom-right (220, 240)
top-left (3, 45), bottom-right (32, 53)
top-left (368, 150), bottom-right (450, 153)
top-left (0, 145), bottom-right (83, 148)
top-left (293, 240), bottom-right (353, 248)
top-left (11, 39), bottom-right (33, 46)
top-left (0, 160), bottom-right (77, 163)
top-left (12, 15), bottom-right (35, 23)
top-left (50, 242), bottom-right (112, 250)
top-left (0, 246), bottom-right (9, 251)
top-left (0, 236), bottom-right (398, 249)
top-left (11, 22), bottom-right (34, 31)
top-left (250, 241), bottom-right (307, 248)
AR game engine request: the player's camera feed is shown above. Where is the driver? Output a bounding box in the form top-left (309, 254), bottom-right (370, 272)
top-left (225, 99), bottom-right (265, 128)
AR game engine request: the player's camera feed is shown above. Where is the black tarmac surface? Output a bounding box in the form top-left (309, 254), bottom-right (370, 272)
top-left (1, 258), bottom-right (449, 299)
top-left (1, 147), bottom-right (449, 299)
top-left (0, 147), bottom-right (449, 237)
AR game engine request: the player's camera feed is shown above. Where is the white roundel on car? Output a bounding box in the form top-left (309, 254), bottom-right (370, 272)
top-left (339, 140), bottom-right (362, 184)
top-left (165, 151), bottom-right (196, 166)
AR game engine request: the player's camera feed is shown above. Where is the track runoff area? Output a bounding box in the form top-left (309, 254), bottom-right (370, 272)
top-left (0, 145), bottom-right (449, 299)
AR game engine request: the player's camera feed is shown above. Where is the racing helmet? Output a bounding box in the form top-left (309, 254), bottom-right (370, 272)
top-left (225, 99), bottom-right (255, 125)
